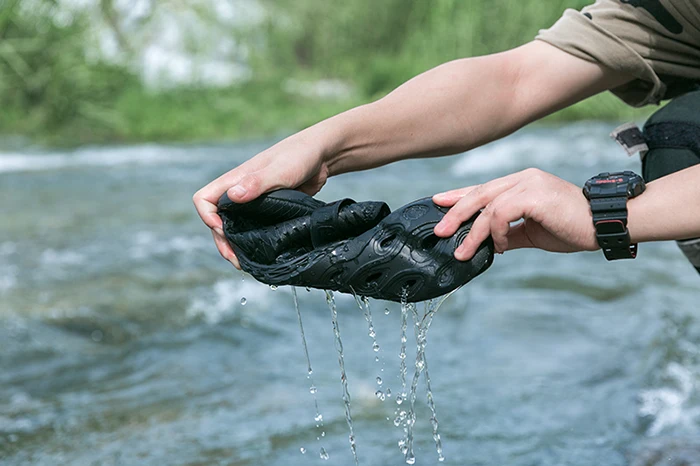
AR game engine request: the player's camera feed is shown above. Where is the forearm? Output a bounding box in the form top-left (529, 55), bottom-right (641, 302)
top-left (310, 40), bottom-right (629, 176)
top-left (321, 54), bottom-right (521, 174)
top-left (629, 164), bottom-right (700, 243)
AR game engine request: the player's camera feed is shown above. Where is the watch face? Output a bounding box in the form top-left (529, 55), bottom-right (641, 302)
top-left (584, 171), bottom-right (646, 199)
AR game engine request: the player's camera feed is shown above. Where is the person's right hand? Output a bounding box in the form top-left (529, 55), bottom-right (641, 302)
top-left (193, 132), bottom-right (332, 268)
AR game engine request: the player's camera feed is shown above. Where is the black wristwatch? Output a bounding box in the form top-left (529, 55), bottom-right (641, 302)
top-left (583, 171), bottom-right (646, 261)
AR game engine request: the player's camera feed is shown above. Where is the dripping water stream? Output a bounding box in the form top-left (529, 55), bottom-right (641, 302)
top-left (402, 291), bottom-right (456, 464)
top-left (292, 287), bottom-right (326, 456)
top-left (325, 290), bottom-right (359, 466)
top-left (353, 293), bottom-right (390, 401)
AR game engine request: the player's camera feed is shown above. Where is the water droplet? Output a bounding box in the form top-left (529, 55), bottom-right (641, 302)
top-left (320, 447), bottom-right (329, 460)
top-left (308, 368), bottom-right (313, 376)
top-left (305, 286), bottom-right (312, 292)
top-left (269, 285), bottom-right (278, 291)
top-left (401, 336), bottom-right (407, 343)
top-left (300, 447), bottom-right (306, 454)
top-left (373, 343), bottom-right (380, 352)
top-left (91, 330), bottom-right (103, 342)
top-left (384, 307), bottom-right (390, 315)
top-left (394, 417), bottom-right (401, 427)
top-left (401, 445), bottom-right (409, 455)
top-left (309, 386), bottom-right (317, 394)
top-left (386, 388), bottom-right (392, 397)
top-left (321, 431), bottom-right (325, 437)
top-left (398, 439), bottom-right (406, 448)
top-left (375, 390), bottom-right (383, 399)
top-left (375, 356), bottom-right (380, 362)
top-left (376, 377), bottom-right (383, 385)
top-left (314, 413), bottom-right (323, 422)
top-left (396, 395), bottom-right (403, 405)
top-left (406, 453), bottom-right (416, 464)
top-left (439, 455), bottom-right (446, 462)
top-left (240, 297), bottom-right (247, 306)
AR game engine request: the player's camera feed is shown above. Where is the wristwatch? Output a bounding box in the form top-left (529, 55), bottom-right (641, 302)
top-left (583, 171), bottom-right (646, 260)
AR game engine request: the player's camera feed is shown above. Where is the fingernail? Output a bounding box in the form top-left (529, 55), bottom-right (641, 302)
top-left (230, 185), bottom-right (247, 199)
top-left (214, 227), bottom-right (224, 237)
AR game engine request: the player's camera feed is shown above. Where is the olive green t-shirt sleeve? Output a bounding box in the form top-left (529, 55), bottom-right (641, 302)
top-left (536, 0), bottom-right (700, 107)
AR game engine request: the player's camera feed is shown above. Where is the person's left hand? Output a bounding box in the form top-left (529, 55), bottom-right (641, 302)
top-left (433, 168), bottom-right (599, 260)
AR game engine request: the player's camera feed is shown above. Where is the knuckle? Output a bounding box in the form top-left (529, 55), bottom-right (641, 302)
top-left (473, 185), bottom-right (487, 203)
top-left (243, 172), bottom-right (262, 191)
top-left (526, 167), bottom-right (545, 182)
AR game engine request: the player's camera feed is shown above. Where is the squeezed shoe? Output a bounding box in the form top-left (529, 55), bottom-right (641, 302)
top-left (218, 189), bottom-right (494, 302)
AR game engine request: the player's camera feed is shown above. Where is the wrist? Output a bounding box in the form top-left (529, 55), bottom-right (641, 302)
top-left (583, 171), bottom-right (645, 260)
top-left (322, 103), bottom-right (380, 177)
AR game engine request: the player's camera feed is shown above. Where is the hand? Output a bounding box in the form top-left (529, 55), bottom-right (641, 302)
top-left (432, 168), bottom-right (599, 260)
top-left (193, 131), bottom-right (332, 268)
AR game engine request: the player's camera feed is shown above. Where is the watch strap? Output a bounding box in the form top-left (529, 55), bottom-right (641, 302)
top-left (590, 196), bottom-right (636, 260)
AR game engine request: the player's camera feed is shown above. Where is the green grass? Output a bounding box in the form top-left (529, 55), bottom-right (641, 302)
top-left (0, 0), bottom-right (656, 146)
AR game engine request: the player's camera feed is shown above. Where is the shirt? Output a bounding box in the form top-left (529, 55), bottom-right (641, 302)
top-left (536, 0), bottom-right (700, 106)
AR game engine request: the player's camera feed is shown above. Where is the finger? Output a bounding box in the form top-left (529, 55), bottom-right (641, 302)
top-left (193, 192), bottom-right (224, 231)
top-left (212, 230), bottom-right (241, 269)
top-left (226, 168), bottom-right (291, 204)
top-left (434, 175), bottom-right (521, 237)
top-left (454, 190), bottom-right (527, 260)
top-left (432, 186), bottom-right (477, 207)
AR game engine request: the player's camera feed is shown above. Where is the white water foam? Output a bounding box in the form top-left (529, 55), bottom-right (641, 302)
top-left (129, 232), bottom-right (211, 260)
top-left (40, 249), bottom-right (88, 267)
top-left (450, 123), bottom-right (636, 177)
top-left (0, 145), bottom-right (201, 174)
top-left (186, 278), bottom-right (271, 324)
top-left (638, 362), bottom-right (700, 436)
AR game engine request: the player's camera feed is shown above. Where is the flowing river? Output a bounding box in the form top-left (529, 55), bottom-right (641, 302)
top-left (1, 123), bottom-right (699, 465)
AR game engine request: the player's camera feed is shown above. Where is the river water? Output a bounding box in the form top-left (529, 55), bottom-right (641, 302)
top-left (1, 123), bottom-right (699, 465)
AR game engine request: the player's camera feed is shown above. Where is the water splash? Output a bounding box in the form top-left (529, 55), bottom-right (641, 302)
top-left (292, 288), bottom-right (326, 453)
top-left (326, 291), bottom-right (359, 466)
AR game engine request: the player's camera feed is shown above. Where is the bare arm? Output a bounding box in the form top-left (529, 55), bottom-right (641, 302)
top-left (194, 40), bottom-right (633, 266)
top-left (628, 164), bottom-right (700, 243)
top-left (325, 40), bottom-right (630, 175)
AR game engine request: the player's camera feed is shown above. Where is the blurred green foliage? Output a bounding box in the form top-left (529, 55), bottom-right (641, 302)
top-left (0, 0), bottom-right (651, 146)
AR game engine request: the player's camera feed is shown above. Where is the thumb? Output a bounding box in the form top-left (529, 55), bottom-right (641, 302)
top-left (226, 171), bottom-right (268, 203)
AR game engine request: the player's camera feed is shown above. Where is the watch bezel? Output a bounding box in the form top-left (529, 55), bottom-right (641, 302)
top-left (582, 171), bottom-right (646, 261)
